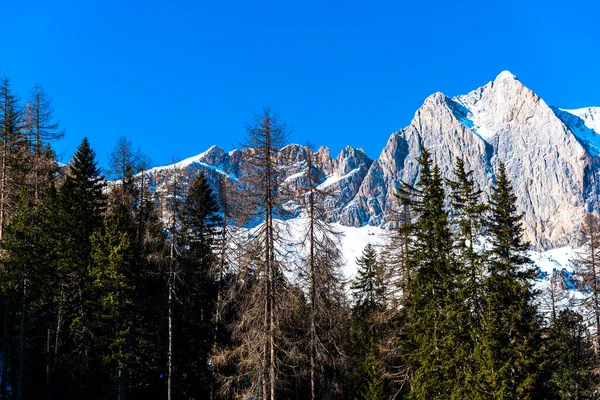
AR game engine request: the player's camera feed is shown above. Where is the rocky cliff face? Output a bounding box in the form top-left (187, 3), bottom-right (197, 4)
top-left (147, 71), bottom-right (600, 249)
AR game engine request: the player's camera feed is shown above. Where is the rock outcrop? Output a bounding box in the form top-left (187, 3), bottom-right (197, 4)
top-left (147, 71), bottom-right (600, 249)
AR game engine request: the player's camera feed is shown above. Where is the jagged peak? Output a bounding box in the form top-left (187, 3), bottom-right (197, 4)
top-left (317, 145), bottom-right (330, 155)
top-left (337, 145), bottom-right (369, 160)
top-left (423, 91), bottom-right (450, 105)
top-left (494, 70), bottom-right (519, 83)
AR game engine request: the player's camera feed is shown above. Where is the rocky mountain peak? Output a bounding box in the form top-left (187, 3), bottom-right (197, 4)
top-left (148, 71), bottom-right (600, 249)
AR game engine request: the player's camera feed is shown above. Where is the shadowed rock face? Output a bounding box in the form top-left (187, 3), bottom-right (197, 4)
top-left (147, 71), bottom-right (600, 249)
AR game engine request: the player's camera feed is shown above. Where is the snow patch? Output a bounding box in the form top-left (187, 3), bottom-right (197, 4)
top-left (318, 168), bottom-right (361, 189)
top-left (557, 107), bottom-right (600, 155)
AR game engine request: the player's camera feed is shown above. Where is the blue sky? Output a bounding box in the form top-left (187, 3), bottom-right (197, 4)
top-left (1, 0), bottom-right (599, 168)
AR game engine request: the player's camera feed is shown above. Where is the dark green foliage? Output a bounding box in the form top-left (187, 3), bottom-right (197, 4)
top-left (89, 205), bottom-right (137, 398)
top-left (350, 244), bottom-right (385, 400)
top-left (176, 172), bottom-right (223, 397)
top-left (446, 157), bottom-right (489, 397)
top-left (58, 137), bottom-right (106, 265)
top-left (54, 137), bottom-right (108, 397)
top-left (2, 191), bottom-right (60, 399)
top-left (1, 72), bottom-right (599, 399)
top-left (399, 148), bottom-right (461, 399)
top-left (543, 309), bottom-right (596, 399)
top-left (351, 244), bottom-right (384, 313)
top-left (477, 162), bottom-right (541, 399)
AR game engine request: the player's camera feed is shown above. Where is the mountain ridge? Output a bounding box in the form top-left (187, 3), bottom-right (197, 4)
top-left (148, 71), bottom-right (600, 249)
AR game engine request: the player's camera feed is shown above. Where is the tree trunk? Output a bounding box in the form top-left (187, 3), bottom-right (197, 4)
top-left (45, 324), bottom-right (52, 400)
top-left (1, 299), bottom-right (9, 400)
top-left (18, 278), bottom-right (28, 400)
top-left (168, 243), bottom-right (174, 400)
top-left (309, 190), bottom-right (316, 400)
top-left (0, 138), bottom-right (8, 242)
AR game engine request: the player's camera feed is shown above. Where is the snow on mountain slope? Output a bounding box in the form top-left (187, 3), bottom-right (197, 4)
top-left (563, 107), bottom-right (600, 133)
top-left (147, 71), bottom-right (600, 250)
top-left (343, 70), bottom-right (594, 249)
top-left (554, 107), bottom-right (600, 155)
top-left (295, 221), bottom-right (582, 309)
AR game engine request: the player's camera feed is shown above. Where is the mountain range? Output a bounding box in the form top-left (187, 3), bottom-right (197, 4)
top-left (148, 70), bottom-right (600, 250)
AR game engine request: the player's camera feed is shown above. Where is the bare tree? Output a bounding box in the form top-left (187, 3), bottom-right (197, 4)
top-left (0, 76), bottom-right (24, 241)
top-left (297, 145), bottom-right (348, 400)
top-left (574, 212), bottom-right (600, 356)
top-left (216, 108), bottom-right (300, 399)
top-left (22, 84), bottom-right (64, 202)
top-left (540, 269), bottom-right (571, 326)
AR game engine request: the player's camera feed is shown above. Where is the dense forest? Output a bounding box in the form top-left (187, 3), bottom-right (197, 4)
top-left (0, 73), bottom-right (599, 400)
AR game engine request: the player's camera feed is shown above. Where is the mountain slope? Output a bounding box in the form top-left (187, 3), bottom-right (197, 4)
top-left (148, 71), bottom-right (600, 249)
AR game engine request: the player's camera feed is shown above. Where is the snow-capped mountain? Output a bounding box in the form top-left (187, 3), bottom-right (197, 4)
top-left (148, 71), bottom-right (600, 250)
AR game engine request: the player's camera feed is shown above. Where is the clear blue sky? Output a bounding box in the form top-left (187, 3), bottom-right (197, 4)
top-left (2, 0), bottom-right (599, 169)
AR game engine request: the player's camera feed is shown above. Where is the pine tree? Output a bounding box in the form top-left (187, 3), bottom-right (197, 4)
top-left (352, 244), bottom-right (383, 313)
top-left (55, 137), bottom-right (107, 396)
top-left (543, 309), bottom-right (596, 399)
top-left (176, 172), bottom-right (222, 398)
top-left (104, 136), bottom-right (166, 398)
top-left (446, 157), bottom-right (488, 397)
top-left (2, 191), bottom-right (59, 400)
top-left (89, 205), bottom-right (136, 399)
top-left (478, 162), bottom-right (541, 399)
top-left (398, 147), bottom-right (459, 399)
top-left (350, 244), bottom-right (386, 400)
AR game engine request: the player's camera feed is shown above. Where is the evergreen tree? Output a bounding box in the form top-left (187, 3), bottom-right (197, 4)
top-left (446, 157), bottom-right (488, 397)
top-left (350, 244), bottom-right (386, 400)
top-left (351, 244), bottom-right (383, 313)
top-left (104, 136), bottom-right (166, 399)
top-left (543, 309), bottom-right (596, 399)
top-left (176, 172), bottom-right (223, 398)
top-left (55, 137), bottom-right (107, 397)
top-left (2, 192), bottom-right (59, 400)
top-left (478, 162), bottom-right (541, 399)
top-left (89, 205), bottom-right (136, 399)
top-left (399, 148), bottom-right (459, 399)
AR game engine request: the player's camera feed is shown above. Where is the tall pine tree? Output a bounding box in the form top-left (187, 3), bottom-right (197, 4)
top-left (176, 172), bottom-right (222, 398)
top-left (478, 162), bottom-right (541, 399)
top-left (446, 157), bottom-right (488, 397)
top-left (350, 243), bottom-right (386, 400)
top-left (399, 148), bottom-right (460, 399)
top-left (55, 137), bottom-right (107, 397)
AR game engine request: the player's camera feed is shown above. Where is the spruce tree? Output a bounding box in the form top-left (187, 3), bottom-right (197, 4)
top-left (478, 162), bottom-right (541, 399)
top-left (89, 205), bottom-right (136, 399)
top-left (350, 244), bottom-right (386, 400)
top-left (399, 147), bottom-right (459, 399)
top-left (351, 244), bottom-right (383, 313)
top-left (55, 137), bottom-right (107, 397)
top-left (176, 172), bottom-right (222, 398)
top-left (2, 192), bottom-right (59, 400)
top-left (446, 157), bottom-right (488, 396)
top-left (543, 309), bottom-right (596, 399)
